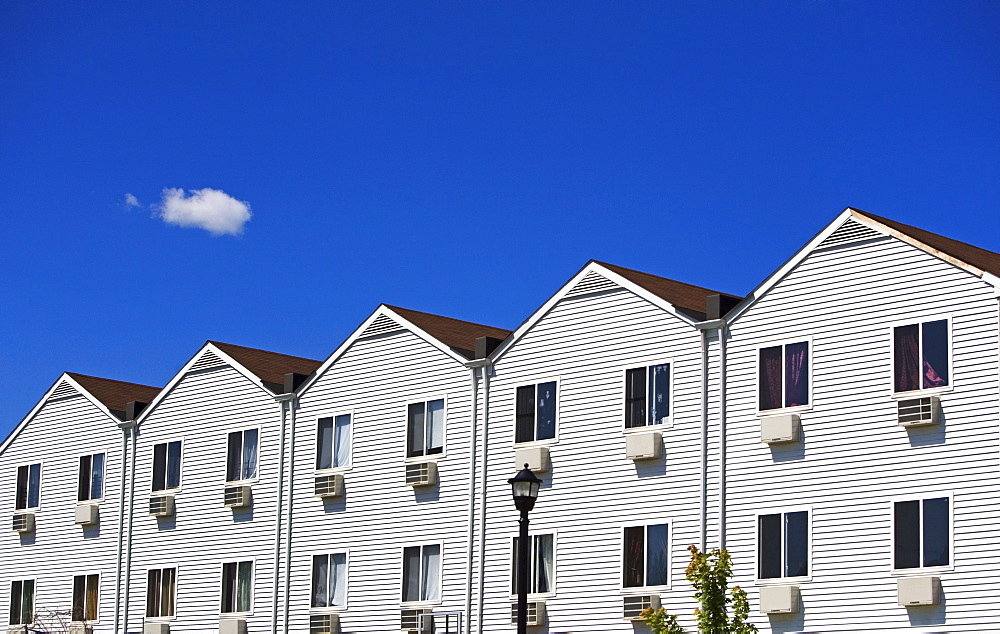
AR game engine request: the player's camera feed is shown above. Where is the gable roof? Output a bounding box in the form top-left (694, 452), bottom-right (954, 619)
top-left (208, 341), bottom-right (323, 387)
top-left (595, 261), bottom-right (741, 318)
top-left (383, 305), bottom-right (513, 359)
top-left (66, 372), bottom-right (161, 418)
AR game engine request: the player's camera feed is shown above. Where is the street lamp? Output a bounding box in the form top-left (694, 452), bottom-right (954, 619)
top-left (508, 463), bottom-right (542, 634)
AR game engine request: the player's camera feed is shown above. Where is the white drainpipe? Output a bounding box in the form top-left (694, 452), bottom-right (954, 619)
top-left (463, 361), bottom-right (485, 634)
top-left (113, 420), bottom-right (132, 634)
top-left (282, 396), bottom-right (297, 631)
top-left (271, 394), bottom-right (293, 634)
top-left (718, 323), bottom-right (728, 549)
top-left (695, 318), bottom-right (725, 549)
top-left (476, 363), bottom-right (491, 634)
top-left (121, 421), bottom-right (138, 634)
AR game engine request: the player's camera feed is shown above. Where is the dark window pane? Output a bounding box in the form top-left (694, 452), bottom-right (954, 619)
top-left (536, 382), bottom-right (557, 440)
top-left (91, 453), bottom-right (104, 500)
top-left (27, 464), bottom-right (40, 509)
top-left (85, 575), bottom-right (98, 621)
top-left (312, 555), bottom-right (328, 608)
top-left (221, 562), bottom-right (235, 612)
top-left (923, 497), bottom-right (950, 567)
top-left (402, 546), bottom-right (420, 602)
top-left (515, 386), bottom-right (535, 443)
top-left (242, 429), bottom-right (258, 480)
top-left (161, 568), bottom-right (175, 618)
top-left (426, 399), bottom-right (445, 454)
top-left (784, 343), bottom-right (809, 408)
top-left (21, 580), bottom-right (33, 625)
top-left (625, 367), bottom-right (646, 429)
top-left (623, 526), bottom-right (645, 588)
top-left (535, 534), bottom-right (553, 594)
top-left (650, 364), bottom-right (670, 424)
top-left (646, 524), bottom-right (669, 586)
top-left (758, 514), bottom-right (782, 578)
top-left (72, 575), bottom-right (85, 622)
top-left (922, 320), bottom-right (949, 388)
top-left (10, 580), bottom-right (22, 625)
top-left (79, 455), bottom-right (91, 502)
top-left (15, 465), bottom-right (27, 510)
top-left (146, 569), bottom-right (160, 617)
top-left (894, 324), bottom-right (920, 392)
top-left (152, 444), bottom-right (167, 492)
top-left (166, 441), bottom-right (181, 489)
top-left (784, 511), bottom-right (808, 577)
top-left (894, 500), bottom-right (921, 569)
top-left (407, 403), bottom-right (425, 458)
top-left (226, 431), bottom-right (242, 482)
top-left (759, 346), bottom-right (783, 410)
top-left (316, 418), bottom-right (333, 470)
top-left (236, 561), bottom-right (251, 612)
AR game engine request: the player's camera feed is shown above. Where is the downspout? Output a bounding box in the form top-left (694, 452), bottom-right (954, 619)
top-left (695, 318), bottom-right (725, 550)
top-left (282, 395), bottom-right (297, 632)
top-left (113, 421), bottom-right (132, 634)
top-left (699, 330), bottom-right (709, 552)
top-left (122, 420), bottom-right (138, 634)
top-left (271, 395), bottom-right (292, 634)
top-left (463, 362), bottom-right (484, 634)
top-left (476, 364), bottom-right (491, 634)
top-left (718, 323), bottom-right (728, 549)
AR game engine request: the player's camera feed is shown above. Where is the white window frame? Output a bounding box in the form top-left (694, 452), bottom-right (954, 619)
top-left (889, 315), bottom-right (954, 398)
top-left (309, 549), bottom-right (350, 612)
top-left (754, 337), bottom-right (814, 416)
top-left (224, 427), bottom-right (261, 484)
top-left (508, 529), bottom-right (557, 599)
top-left (8, 577), bottom-right (36, 626)
top-left (150, 437), bottom-right (184, 493)
top-left (77, 451), bottom-right (107, 503)
top-left (219, 558), bottom-right (255, 616)
top-left (754, 505), bottom-right (813, 585)
top-left (619, 520), bottom-right (673, 592)
top-left (70, 570), bottom-right (102, 624)
top-left (622, 358), bottom-right (674, 432)
top-left (512, 376), bottom-right (560, 446)
top-left (314, 410), bottom-right (354, 473)
top-left (399, 541), bottom-right (444, 607)
top-left (14, 461), bottom-right (43, 511)
top-left (889, 492), bottom-right (955, 576)
top-left (143, 564), bottom-right (179, 621)
top-left (404, 395), bottom-right (448, 462)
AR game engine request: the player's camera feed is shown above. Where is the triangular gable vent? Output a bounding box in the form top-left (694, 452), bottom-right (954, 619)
top-left (49, 380), bottom-right (81, 401)
top-left (189, 349), bottom-right (226, 372)
top-left (565, 270), bottom-right (620, 297)
top-left (817, 218), bottom-right (884, 250)
top-left (360, 314), bottom-right (404, 338)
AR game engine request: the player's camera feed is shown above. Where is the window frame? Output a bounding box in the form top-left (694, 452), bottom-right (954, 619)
top-left (224, 427), bottom-right (261, 485)
top-left (889, 315), bottom-right (954, 398)
top-left (619, 520), bottom-right (672, 592)
top-left (512, 377), bottom-right (561, 446)
top-left (8, 578), bottom-right (36, 626)
top-left (404, 395), bottom-right (448, 461)
top-left (399, 541), bottom-right (444, 607)
top-left (890, 492), bottom-right (955, 575)
top-left (309, 549), bottom-right (350, 612)
top-left (622, 358), bottom-right (674, 432)
top-left (755, 337), bottom-right (813, 416)
top-left (754, 505), bottom-right (813, 585)
top-left (14, 462), bottom-right (43, 511)
top-left (144, 564), bottom-right (179, 621)
top-left (509, 529), bottom-right (557, 599)
top-left (150, 438), bottom-right (184, 493)
top-left (219, 559), bottom-right (255, 616)
top-left (77, 452), bottom-right (107, 503)
top-left (314, 410), bottom-right (354, 474)
top-left (70, 571), bottom-right (101, 624)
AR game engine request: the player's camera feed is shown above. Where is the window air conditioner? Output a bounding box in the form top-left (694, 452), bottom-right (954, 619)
top-left (75, 503), bottom-right (99, 526)
top-left (400, 609), bottom-right (431, 632)
top-left (12, 513), bottom-right (34, 534)
top-left (625, 431), bottom-right (662, 460)
top-left (897, 396), bottom-right (940, 427)
top-left (224, 485), bottom-right (252, 509)
top-left (623, 595), bottom-right (660, 620)
top-left (309, 613), bottom-right (339, 634)
top-left (514, 446), bottom-right (550, 473)
top-left (759, 585), bottom-right (799, 614)
top-left (219, 618), bottom-right (247, 634)
top-left (143, 623), bottom-right (171, 634)
top-left (149, 495), bottom-right (175, 518)
top-left (510, 601), bottom-right (545, 626)
top-left (760, 414), bottom-right (800, 444)
top-left (315, 474), bottom-right (344, 498)
top-left (405, 461), bottom-right (438, 487)
top-left (897, 576), bottom-right (940, 606)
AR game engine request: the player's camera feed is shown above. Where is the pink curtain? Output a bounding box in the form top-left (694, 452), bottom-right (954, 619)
top-left (759, 346), bottom-right (783, 410)
top-left (894, 325), bottom-right (920, 392)
top-left (784, 342), bottom-right (809, 407)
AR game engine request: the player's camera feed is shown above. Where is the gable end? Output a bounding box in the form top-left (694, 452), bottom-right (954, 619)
top-left (565, 270), bottom-right (620, 297)
top-left (816, 218), bottom-right (885, 250)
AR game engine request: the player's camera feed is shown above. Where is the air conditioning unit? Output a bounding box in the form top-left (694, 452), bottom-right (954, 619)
top-left (898, 576), bottom-right (940, 606)
top-left (623, 594), bottom-right (660, 620)
top-left (149, 495), bottom-right (175, 518)
top-left (510, 601), bottom-right (545, 626)
top-left (219, 618), bottom-right (247, 634)
top-left (760, 414), bottom-right (800, 444)
top-left (626, 431), bottom-right (662, 460)
top-left (12, 513), bottom-right (34, 534)
top-left (75, 503), bottom-right (99, 526)
top-left (514, 446), bottom-right (550, 473)
top-left (224, 485), bottom-right (252, 509)
top-left (143, 623), bottom-right (171, 634)
top-left (315, 474), bottom-right (344, 498)
top-left (898, 396), bottom-right (940, 427)
top-left (68, 625), bottom-right (93, 634)
top-left (309, 613), bottom-right (340, 634)
top-left (406, 461), bottom-right (438, 487)
top-left (400, 609), bottom-right (431, 632)
top-left (759, 584), bottom-right (799, 614)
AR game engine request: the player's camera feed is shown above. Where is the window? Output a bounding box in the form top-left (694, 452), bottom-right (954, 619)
top-left (402, 544), bottom-right (440, 603)
top-left (146, 568), bottom-right (177, 618)
top-left (8, 580), bottom-right (33, 625)
top-left (625, 364), bottom-right (670, 428)
top-left (78, 453), bottom-right (105, 501)
top-left (316, 415), bottom-right (351, 470)
top-left (515, 382), bottom-right (557, 443)
top-left (894, 320), bottom-right (949, 393)
top-left (623, 524), bottom-right (669, 588)
top-left (894, 497), bottom-right (949, 569)
top-left (221, 561), bottom-right (252, 614)
top-left (759, 342), bottom-right (809, 411)
top-left (72, 574), bottom-right (99, 622)
top-left (311, 553), bottom-right (347, 609)
top-left (226, 429), bottom-right (258, 482)
top-left (152, 441), bottom-right (181, 492)
top-left (15, 463), bottom-right (41, 510)
top-left (511, 534), bottom-right (554, 595)
top-left (758, 511), bottom-right (809, 579)
top-left (407, 400), bottom-right (444, 458)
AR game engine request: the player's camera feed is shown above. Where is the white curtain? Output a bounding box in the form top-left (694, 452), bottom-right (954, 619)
top-left (237, 561), bottom-right (252, 612)
top-left (422, 544), bottom-right (440, 602)
top-left (331, 553), bottom-right (347, 606)
top-left (242, 429), bottom-right (258, 479)
top-left (91, 452), bottom-right (105, 499)
top-left (334, 415), bottom-right (351, 467)
top-left (428, 400), bottom-right (445, 452)
top-left (536, 534), bottom-right (553, 593)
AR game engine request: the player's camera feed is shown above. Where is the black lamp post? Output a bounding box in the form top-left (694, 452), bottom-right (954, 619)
top-left (508, 463), bottom-right (542, 634)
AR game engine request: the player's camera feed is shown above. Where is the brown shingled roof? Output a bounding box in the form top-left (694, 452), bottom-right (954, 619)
top-left (385, 305), bottom-right (512, 357)
top-left (66, 373), bottom-right (161, 417)
top-left (853, 209), bottom-right (1000, 278)
top-left (595, 261), bottom-right (741, 316)
top-left (210, 341), bottom-right (323, 387)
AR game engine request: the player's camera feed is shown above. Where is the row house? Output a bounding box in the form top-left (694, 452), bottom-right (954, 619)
top-left (3, 207), bottom-right (998, 633)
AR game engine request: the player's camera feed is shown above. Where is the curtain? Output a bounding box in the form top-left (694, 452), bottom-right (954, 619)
top-left (166, 441), bottom-right (181, 489)
top-left (27, 464), bottom-right (40, 508)
top-left (536, 382), bottom-right (557, 440)
top-left (535, 535), bottom-right (553, 593)
top-left (72, 575), bottom-right (85, 621)
top-left (427, 400), bottom-right (445, 454)
top-left (16, 465), bottom-right (28, 510)
top-left (408, 403), bottom-right (425, 457)
top-left (146, 569), bottom-right (161, 617)
top-left (91, 453), bottom-right (104, 500)
top-left (623, 526), bottom-right (645, 588)
top-left (422, 545), bottom-right (440, 602)
top-left (242, 429), bottom-right (258, 480)
top-left (515, 386), bottom-right (535, 443)
top-left (221, 563), bottom-right (235, 611)
top-left (78, 456), bottom-right (90, 502)
top-left (316, 418), bottom-right (333, 469)
top-left (402, 546), bottom-right (420, 602)
top-left (759, 347), bottom-right (783, 411)
top-left (226, 432), bottom-right (242, 482)
top-left (161, 568), bottom-right (175, 617)
top-left (625, 367), bottom-right (646, 428)
top-left (646, 524), bottom-right (669, 586)
top-left (85, 575), bottom-right (98, 621)
top-left (784, 342), bottom-right (809, 407)
top-left (650, 364), bottom-right (670, 424)
top-left (236, 561), bottom-right (252, 612)
top-left (334, 415), bottom-right (351, 468)
top-left (312, 555), bottom-right (328, 607)
top-left (330, 553), bottom-right (347, 607)
top-left (20, 580), bottom-right (33, 625)
top-left (894, 325), bottom-right (920, 392)
top-left (922, 320), bottom-right (949, 388)
top-left (152, 444), bottom-right (167, 491)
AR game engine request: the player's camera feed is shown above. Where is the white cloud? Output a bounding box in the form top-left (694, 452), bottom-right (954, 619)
top-left (124, 193), bottom-right (141, 208)
top-left (156, 187), bottom-right (252, 236)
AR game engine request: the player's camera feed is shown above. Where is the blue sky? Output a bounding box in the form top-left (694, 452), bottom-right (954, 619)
top-left (1, 1), bottom-right (998, 435)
